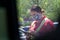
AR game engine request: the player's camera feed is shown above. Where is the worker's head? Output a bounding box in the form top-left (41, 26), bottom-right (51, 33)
top-left (30, 5), bottom-right (44, 20)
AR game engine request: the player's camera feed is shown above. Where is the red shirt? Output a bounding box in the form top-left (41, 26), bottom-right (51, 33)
top-left (29, 16), bottom-right (55, 36)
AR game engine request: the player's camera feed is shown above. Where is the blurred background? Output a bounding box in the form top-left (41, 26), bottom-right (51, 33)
top-left (17, 0), bottom-right (59, 27)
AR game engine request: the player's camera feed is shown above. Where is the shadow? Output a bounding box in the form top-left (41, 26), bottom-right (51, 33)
top-left (54, 7), bottom-right (60, 40)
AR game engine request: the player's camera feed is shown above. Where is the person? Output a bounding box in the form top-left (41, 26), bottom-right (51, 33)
top-left (27, 5), bottom-right (56, 40)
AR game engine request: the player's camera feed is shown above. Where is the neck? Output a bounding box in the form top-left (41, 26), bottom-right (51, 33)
top-left (37, 15), bottom-right (44, 21)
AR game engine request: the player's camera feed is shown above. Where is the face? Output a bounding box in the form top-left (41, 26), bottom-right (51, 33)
top-left (30, 11), bottom-right (42, 20)
top-left (30, 11), bottom-right (37, 16)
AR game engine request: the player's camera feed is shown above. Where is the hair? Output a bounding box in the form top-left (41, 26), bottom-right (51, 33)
top-left (31, 5), bottom-right (42, 13)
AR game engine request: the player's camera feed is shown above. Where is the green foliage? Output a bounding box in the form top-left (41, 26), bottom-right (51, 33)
top-left (17, 0), bottom-right (60, 23)
top-left (19, 17), bottom-right (24, 22)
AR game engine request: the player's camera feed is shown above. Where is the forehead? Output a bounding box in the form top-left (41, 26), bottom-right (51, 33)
top-left (30, 10), bottom-right (37, 13)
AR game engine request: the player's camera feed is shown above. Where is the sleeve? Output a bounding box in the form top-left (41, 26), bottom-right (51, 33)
top-left (29, 21), bottom-right (37, 32)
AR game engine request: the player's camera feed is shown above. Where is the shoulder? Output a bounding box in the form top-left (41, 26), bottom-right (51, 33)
top-left (44, 17), bottom-right (53, 26)
top-left (44, 17), bottom-right (55, 32)
top-left (45, 17), bottom-right (53, 23)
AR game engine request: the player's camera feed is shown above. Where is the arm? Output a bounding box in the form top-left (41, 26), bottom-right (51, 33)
top-left (29, 21), bottom-right (37, 33)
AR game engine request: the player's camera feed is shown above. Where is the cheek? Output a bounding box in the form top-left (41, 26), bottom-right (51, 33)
top-left (30, 12), bottom-right (35, 16)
